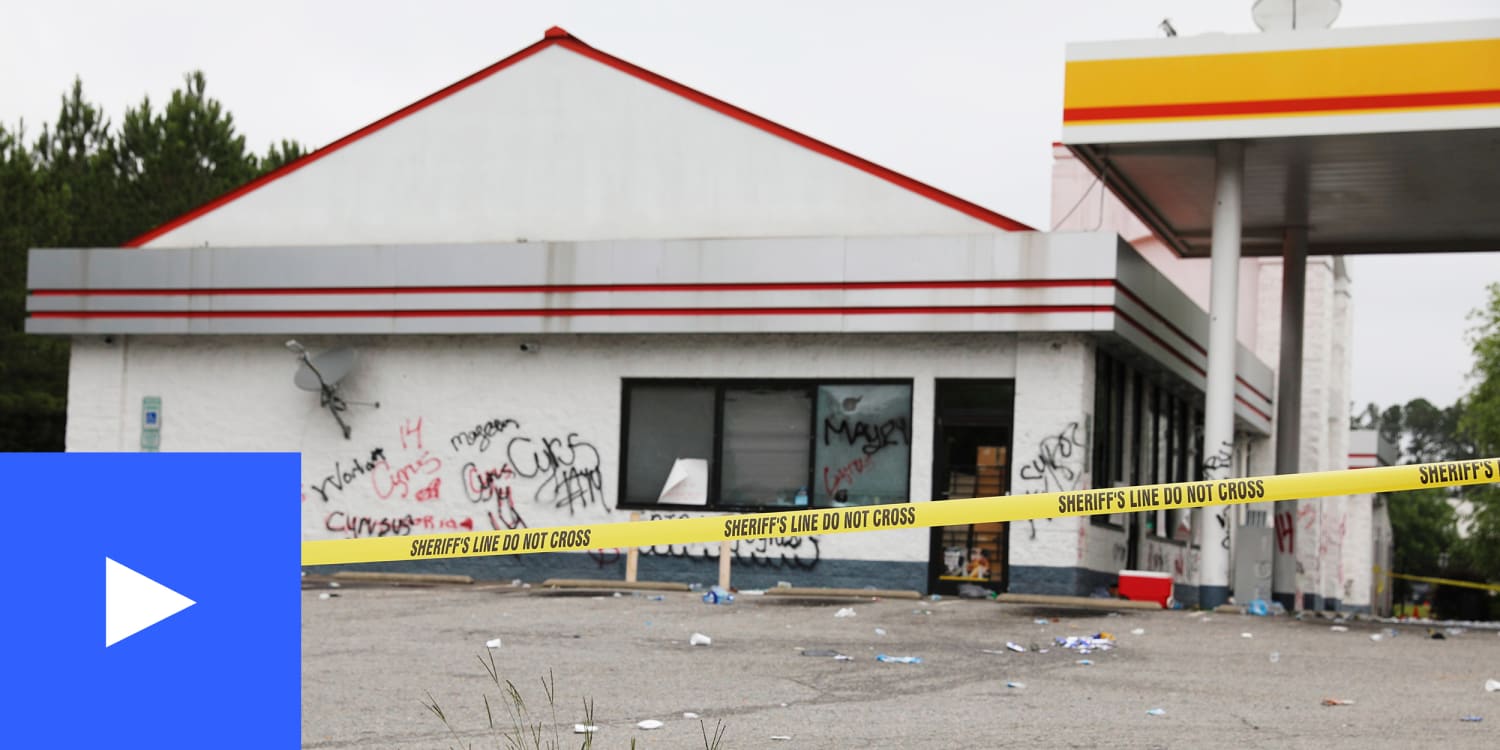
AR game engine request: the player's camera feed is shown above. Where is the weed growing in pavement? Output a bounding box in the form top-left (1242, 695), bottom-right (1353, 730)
top-left (421, 650), bottom-right (727, 749)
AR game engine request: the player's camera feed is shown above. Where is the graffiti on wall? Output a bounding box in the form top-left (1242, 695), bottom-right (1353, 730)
top-left (637, 512), bottom-right (821, 569)
top-left (308, 417), bottom-right (608, 540)
top-left (1018, 421), bottom-right (1088, 493)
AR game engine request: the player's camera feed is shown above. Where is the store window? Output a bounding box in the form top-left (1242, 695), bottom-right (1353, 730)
top-left (621, 380), bottom-right (913, 511)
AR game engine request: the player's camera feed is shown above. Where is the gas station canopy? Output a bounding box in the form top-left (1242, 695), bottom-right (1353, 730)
top-left (1062, 20), bottom-right (1500, 257)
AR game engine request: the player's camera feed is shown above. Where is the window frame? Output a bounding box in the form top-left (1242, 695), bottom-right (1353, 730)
top-left (618, 378), bottom-right (915, 512)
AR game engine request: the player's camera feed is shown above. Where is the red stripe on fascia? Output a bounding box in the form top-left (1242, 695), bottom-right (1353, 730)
top-left (1064, 88), bottom-right (1500, 123)
top-left (123, 38), bottom-right (558, 247)
top-left (31, 278), bottom-right (1112, 297)
top-left (1113, 283), bottom-right (1273, 405)
top-left (28, 304), bottom-right (1110, 319)
top-left (124, 29), bottom-right (1030, 248)
top-left (1348, 453), bottom-right (1378, 459)
top-left (1112, 308), bottom-right (1271, 423)
top-left (553, 37), bottom-right (1032, 232)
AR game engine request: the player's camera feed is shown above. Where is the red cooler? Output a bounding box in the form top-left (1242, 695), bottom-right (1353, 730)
top-left (1117, 570), bottom-right (1173, 608)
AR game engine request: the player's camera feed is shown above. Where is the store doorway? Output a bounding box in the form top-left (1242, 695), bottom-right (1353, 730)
top-left (928, 380), bottom-right (1014, 595)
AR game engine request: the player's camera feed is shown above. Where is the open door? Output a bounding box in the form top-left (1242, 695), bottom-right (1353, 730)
top-left (928, 380), bottom-right (1014, 595)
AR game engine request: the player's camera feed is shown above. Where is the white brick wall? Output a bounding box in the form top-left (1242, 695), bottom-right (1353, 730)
top-left (1010, 333), bottom-right (1094, 569)
top-left (67, 331), bottom-right (1032, 567)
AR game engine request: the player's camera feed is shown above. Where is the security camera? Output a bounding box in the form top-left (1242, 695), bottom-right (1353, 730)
top-left (519, 342), bottom-right (540, 354)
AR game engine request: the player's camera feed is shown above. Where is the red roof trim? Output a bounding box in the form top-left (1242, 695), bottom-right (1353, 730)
top-left (1064, 88), bottom-right (1500, 124)
top-left (31, 304), bottom-right (1108, 319)
top-left (32, 278), bottom-right (1108, 297)
top-left (125, 27), bottom-right (1029, 247)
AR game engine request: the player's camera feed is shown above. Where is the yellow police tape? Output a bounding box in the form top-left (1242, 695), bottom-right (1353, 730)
top-left (301, 458), bottom-right (1500, 567)
top-left (1374, 567), bottom-right (1500, 593)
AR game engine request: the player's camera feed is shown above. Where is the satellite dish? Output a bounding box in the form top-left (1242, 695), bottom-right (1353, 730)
top-left (294, 348), bottom-right (356, 392)
top-left (1253, 0), bottom-right (1340, 31)
top-left (285, 341), bottom-right (378, 439)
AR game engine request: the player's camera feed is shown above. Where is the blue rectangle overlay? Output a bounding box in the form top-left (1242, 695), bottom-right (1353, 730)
top-left (0, 453), bottom-right (301, 748)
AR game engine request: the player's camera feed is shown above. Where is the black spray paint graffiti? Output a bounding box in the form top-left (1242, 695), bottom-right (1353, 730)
top-left (1019, 422), bottom-right (1088, 493)
top-left (638, 512), bottom-right (821, 570)
top-left (1202, 441), bottom-right (1234, 549)
top-left (461, 462), bottom-right (528, 530)
top-left (822, 416), bottom-right (909, 455)
top-left (506, 433), bottom-right (606, 515)
top-left (449, 417), bottom-right (521, 453)
top-left (308, 447), bottom-right (387, 502)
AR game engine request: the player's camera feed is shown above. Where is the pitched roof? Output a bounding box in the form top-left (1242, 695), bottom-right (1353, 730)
top-left (126, 26), bottom-right (1030, 247)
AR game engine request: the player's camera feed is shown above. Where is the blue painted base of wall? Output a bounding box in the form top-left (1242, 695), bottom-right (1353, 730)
top-left (1200, 584), bottom-right (1230, 609)
top-left (1010, 565), bottom-right (1206, 609)
top-left (305, 553), bottom-right (928, 593)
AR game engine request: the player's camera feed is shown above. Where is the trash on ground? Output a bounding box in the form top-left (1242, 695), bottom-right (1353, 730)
top-left (1006, 642), bottom-right (1027, 653)
top-left (770, 736), bottom-right (792, 741)
top-left (1269, 652), bottom-right (1280, 663)
top-left (485, 638), bottom-right (502, 649)
top-left (801, 649), bottom-right (851, 660)
top-left (683, 712), bottom-right (700, 719)
top-left (510, 578), bottom-right (523, 587)
top-left (1321, 698), bottom-right (1355, 706)
top-left (1241, 632), bottom-right (1253, 639)
top-left (1247, 599), bottom-right (1270, 616)
top-left (1146, 708), bottom-right (1166, 717)
top-left (958, 583), bottom-right (989, 599)
top-left (702, 586), bottom-right (734, 605)
top-left (875, 628), bottom-right (887, 636)
top-left (912, 608), bottom-right (934, 615)
top-left (876, 654), bottom-right (923, 664)
top-left (1446, 627), bottom-right (1467, 636)
top-left (1006, 681), bottom-right (1025, 688)
top-left (1430, 630), bottom-right (1446, 640)
top-left (1054, 634), bottom-right (1116, 654)
top-left (573, 725), bottom-right (598, 734)
top-left (776, 581), bottom-right (792, 588)
top-left (637, 719), bottom-right (664, 730)
top-left (1034, 618), bottom-right (1051, 625)
top-left (648, 595), bottom-right (665, 601)
top-left (1077, 659), bottom-right (1093, 666)
top-left (834, 607), bottom-right (857, 618)
top-left (318, 592), bottom-right (338, 600)
top-left (689, 632), bottom-right (712, 647)
top-left (1485, 678), bottom-right (1500, 692)
top-left (1330, 625), bottom-right (1349, 632)
top-left (739, 589), bottom-right (765, 596)
top-left (1130, 628), bottom-right (1145, 635)
top-left (1371, 634), bottom-right (1383, 642)
top-left (1461, 715), bottom-right (1483, 722)
top-left (328, 581), bottom-right (341, 588)
top-left (930, 594), bottom-right (942, 601)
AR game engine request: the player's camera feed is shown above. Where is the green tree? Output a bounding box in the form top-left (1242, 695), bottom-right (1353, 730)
top-left (1, 74), bottom-right (304, 451)
top-left (1457, 283), bottom-right (1500, 581)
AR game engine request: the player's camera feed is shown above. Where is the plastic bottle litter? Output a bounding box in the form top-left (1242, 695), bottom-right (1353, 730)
top-left (1034, 618), bottom-right (1051, 625)
top-left (637, 720), bottom-right (664, 730)
top-left (834, 607), bottom-right (857, 618)
top-left (1247, 598), bottom-right (1270, 616)
top-left (875, 654), bottom-right (923, 664)
top-left (1006, 681), bottom-right (1025, 689)
top-left (573, 724), bottom-right (599, 734)
top-left (1146, 708), bottom-right (1166, 717)
top-left (1076, 659), bottom-right (1093, 666)
top-left (1460, 716), bottom-right (1483, 722)
top-left (1485, 678), bottom-right (1500, 692)
top-left (1006, 642), bottom-right (1027, 653)
top-left (702, 586), bottom-right (734, 605)
top-left (485, 638), bottom-right (503, 649)
top-left (689, 632), bottom-right (712, 647)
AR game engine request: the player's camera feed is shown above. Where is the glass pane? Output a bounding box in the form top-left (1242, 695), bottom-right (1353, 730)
top-left (813, 384), bottom-right (912, 506)
top-left (720, 387), bottom-right (813, 508)
top-left (624, 385), bottom-right (715, 505)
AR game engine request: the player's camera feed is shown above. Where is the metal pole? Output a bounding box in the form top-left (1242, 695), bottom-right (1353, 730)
top-left (1272, 226), bottom-right (1307, 610)
top-left (1199, 140), bottom-right (1243, 609)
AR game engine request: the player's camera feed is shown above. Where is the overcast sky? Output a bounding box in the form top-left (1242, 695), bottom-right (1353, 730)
top-left (5, 1), bottom-right (1498, 411)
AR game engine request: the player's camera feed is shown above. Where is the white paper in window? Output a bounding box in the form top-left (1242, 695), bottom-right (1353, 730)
top-left (657, 458), bottom-right (709, 505)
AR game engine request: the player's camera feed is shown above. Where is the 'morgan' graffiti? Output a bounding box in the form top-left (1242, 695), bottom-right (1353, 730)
top-left (450, 417), bottom-right (521, 453)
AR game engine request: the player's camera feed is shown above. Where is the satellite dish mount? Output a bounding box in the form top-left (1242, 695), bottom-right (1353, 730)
top-left (286, 341), bottom-right (379, 439)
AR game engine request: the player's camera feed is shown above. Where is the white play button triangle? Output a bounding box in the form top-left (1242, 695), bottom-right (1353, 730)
top-left (105, 557), bottom-right (196, 647)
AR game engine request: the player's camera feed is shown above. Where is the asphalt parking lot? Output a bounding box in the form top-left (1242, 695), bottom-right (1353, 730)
top-left (303, 582), bottom-right (1499, 749)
